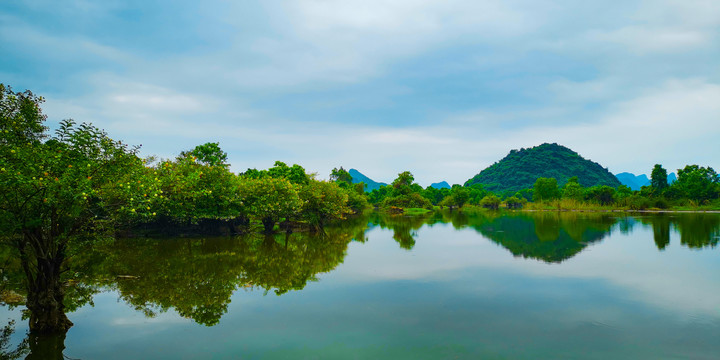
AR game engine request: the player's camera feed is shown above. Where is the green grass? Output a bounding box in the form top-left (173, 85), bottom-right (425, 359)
top-left (403, 207), bottom-right (432, 215)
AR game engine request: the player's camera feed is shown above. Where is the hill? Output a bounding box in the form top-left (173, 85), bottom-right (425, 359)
top-left (430, 181), bottom-right (451, 189)
top-left (616, 172), bottom-right (650, 191)
top-left (348, 169), bottom-right (387, 192)
top-left (464, 143), bottom-right (621, 192)
top-left (616, 172), bottom-right (677, 190)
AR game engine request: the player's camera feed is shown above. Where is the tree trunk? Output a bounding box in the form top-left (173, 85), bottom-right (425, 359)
top-left (262, 218), bottom-right (276, 233)
top-left (26, 332), bottom-right (67, 360)
top-left (25, 256), bottom-right (73, 335)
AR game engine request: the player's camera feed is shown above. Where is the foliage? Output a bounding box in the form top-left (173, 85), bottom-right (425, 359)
top-left (180, 142), bottom-right (228, 167)
top-left (330, 167), bottom-right (352, 184)
top-left (532, 177), bottom-right (560, 202)
top-left (298, 180), bottom-right (350, 229)
top-left (671, 165), bottom-right (719, 203)
top-left (480, 195), bottom-right (501, 210)
top-left (651, 164), bottom-right (668, 191)
top-left (585, 185), bottom-right (616, 206)
top-left (1, 83), bottom-right (144, 333)
top-left (238, 177), bottom-right (302, 232)
top-left (243, 161), bottom-right (310, 185)
top-left (465, 143), bottom-right (621, 192)
top-left (504, 196), bottom-right (525, 209)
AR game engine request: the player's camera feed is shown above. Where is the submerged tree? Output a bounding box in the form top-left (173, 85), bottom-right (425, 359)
top-left (0, 84), bottom-right (142, 334)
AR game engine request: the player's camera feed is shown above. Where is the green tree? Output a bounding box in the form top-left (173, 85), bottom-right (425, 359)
top-left (651, 164), bottom-right (668, 191)
top-left (181, 142), bottom-right (228, 167)
top-left (672, 165), bottom-right (719, 203)
top-left (562, 177), bottom-right (584, 201)
top-left (298, 180), bottom-right (350, 230)
top-left (329, 167), bottom-right (352, 184)
top-left (532, 178), bottom-right (560, 202)
top-left (585, 186), bottom-right (616, 206)
top-left (238, 177), bottom-right (301, 232)
top-left (480, 195), bottom-right (501, 210)
top-left (0, 85), bottom-right (142, 334)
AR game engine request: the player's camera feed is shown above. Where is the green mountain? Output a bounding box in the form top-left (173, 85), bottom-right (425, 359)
top-left (348, 169), bottom-right (387, 192)
top-left (465, 143), bottom-right (621, 192)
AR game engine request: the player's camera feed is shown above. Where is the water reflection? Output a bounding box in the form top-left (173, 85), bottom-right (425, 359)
top-left (95, 229), bottom-right (360, 326)
top-left (1, 211), bottom-right (720, 358)
top-left (637, 213), bottom-right (720, 250)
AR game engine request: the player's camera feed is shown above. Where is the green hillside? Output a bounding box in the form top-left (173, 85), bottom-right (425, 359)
top-left (465, 143), bottom-right (621, 192)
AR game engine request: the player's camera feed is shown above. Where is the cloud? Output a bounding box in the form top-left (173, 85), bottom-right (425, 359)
top-left (589, 27), bottom-right (709, 54)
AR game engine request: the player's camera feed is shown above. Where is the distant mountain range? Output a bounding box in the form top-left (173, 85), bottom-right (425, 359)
top-left (615, 172), bottom-right (677, 191)
top-left (348, 169), bottom-right (387, 192)
top-left (348, 169), bottom-right (451, 191)
top-left (465, 143), bottom-right (621, 193)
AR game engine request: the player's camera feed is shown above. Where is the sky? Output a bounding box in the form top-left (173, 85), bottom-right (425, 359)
top-left (1, 0), bottom-right (719, 186)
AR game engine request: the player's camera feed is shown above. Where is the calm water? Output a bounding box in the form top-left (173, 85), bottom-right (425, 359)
top-left (2, 211), bottom-right (720, 359)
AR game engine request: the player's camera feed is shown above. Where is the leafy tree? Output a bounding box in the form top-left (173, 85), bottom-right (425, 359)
top-left (298, 180), bottom-right (350, 229)
top-left (585, 185), bottom-right (616, 206)
top-left (672, 165), bottom-right (719, 203)
top-left (561, 177), bottom-right (584, 200)
top-left (330, 167), bottom-right (352, 184)
top-left (392, 171), bottom-right (414, 189)
top-left (238, 177), bottom-right (301, 232)
top-left (480, 195), bottom-right (501, 210)
top-left (450, 185), bottom-right (470, 208)
top-left (181, 142), bottom-right (228, 167)
top-left (651, 164), bottom-right (668, 191)
top-left (505, 196), bottom-right (525, 209)
top-left (532, 178), bottom-right (560, 202)
top-left (1, 85), bottom-right (142, 334)
top-left (267, 161), bottom-right (310, 185)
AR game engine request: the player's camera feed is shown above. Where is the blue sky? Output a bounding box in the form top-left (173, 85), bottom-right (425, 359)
top-left (2, 0), bottom-right (719, 186)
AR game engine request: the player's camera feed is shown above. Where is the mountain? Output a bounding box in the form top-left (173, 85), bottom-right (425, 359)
top-left (430, 181), bottom-right (451, 189)
top-left (465, 143), bottom-right (621, 192)
top-left (348, 169), bottom-right (387, 192)
top-left (616, 172), bottom-right (677, 191)
top-left (616, 172), bottom-right (650, 191)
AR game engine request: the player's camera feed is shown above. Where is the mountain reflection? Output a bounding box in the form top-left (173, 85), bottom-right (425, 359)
top-left (2, 211), bottom-right (720, 359)
top-left (466, 212), bottom-right (617, 263)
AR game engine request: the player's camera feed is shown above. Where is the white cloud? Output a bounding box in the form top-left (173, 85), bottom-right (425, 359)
top-left (589, 26), bottom-right (709, 54)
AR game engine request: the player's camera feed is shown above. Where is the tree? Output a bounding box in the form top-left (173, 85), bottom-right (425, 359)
top-left (673, 165), bottom-right (719, 203)
top-left (298, 180), bottom-right (350, 230)
top-left (181, 142), bottom-right (228, 167)
top-left (330, 167), bottom-right (352, 184)
top-left (532, 178), bottom-right (560, 202)
top-left (1, 85), bottom-right (142, 334)
top-left (238, 177), bottom-right (301, 232)
top-left (585, 185), bottom-right (616, 206)
top-left (392, 171), bottom-right (414, 192)
top-left (651, 164), bottom-right (668, 191)
top-left (480, 195), bottom-right (501, 210)
top-left (562, 177), bottom-right (584, 201)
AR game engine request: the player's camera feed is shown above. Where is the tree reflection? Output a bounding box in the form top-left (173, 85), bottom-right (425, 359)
top-left (369, 212), bottom-right (433, 250)
top-left (93, 226), bottom-right (360, 326)
top-left (462, 212), bottom-right (618, 263)
top-left (638, 213), bottom-right (720, 250)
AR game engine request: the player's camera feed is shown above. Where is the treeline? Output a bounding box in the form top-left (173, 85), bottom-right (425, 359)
top-left (353, 164), bottom-right (720, 211)
top-left (527, 163), bottom-right (720, 209)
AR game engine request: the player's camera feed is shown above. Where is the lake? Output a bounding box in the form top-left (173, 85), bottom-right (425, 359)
top-left (2, 211), bottom-right (720, 359)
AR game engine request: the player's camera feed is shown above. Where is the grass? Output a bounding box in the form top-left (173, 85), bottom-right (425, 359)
top-left (403, 207), bottom-right (432, 215)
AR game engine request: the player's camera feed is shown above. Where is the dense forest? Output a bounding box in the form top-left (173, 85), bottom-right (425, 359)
top-left (464, 143), bottom-right (621, 192)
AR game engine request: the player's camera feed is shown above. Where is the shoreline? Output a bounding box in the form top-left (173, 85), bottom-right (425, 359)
top-left (521, 209), bottom-right (720, 214)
